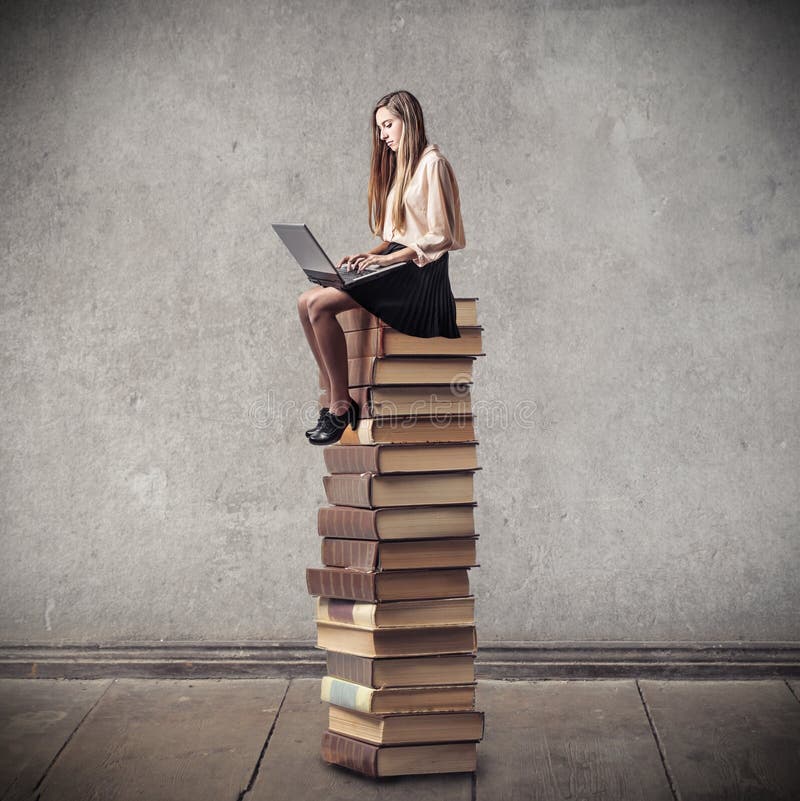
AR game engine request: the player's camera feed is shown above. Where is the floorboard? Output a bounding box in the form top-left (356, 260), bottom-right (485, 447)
top-left (640, 679), bottom-right (800, 801)
top-left (475, 679), bottom-right (674, 801)
top-left (34, 678), bottom-right (288, 801)
top-left (0, 679), bottom-right (111, 801)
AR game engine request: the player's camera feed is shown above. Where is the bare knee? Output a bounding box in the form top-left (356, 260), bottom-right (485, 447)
top-left (297, 287), bottom-right (322, 321)
top-left (307, 288), bottom-right (339, 326)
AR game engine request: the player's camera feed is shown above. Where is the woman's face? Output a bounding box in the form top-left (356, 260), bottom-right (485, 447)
top-left (376, 107), bottom-right (403, 153)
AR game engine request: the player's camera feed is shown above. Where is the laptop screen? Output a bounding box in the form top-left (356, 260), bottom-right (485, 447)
top-left (272, 224), bottom-right (338, 276)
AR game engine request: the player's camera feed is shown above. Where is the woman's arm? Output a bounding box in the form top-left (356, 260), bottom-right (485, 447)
top-left (353, 242), bottom-right (417, 272)
top-left (346, 242), bottom-right (415, 272)
top-left (407, 158), bottom-right (465, 268)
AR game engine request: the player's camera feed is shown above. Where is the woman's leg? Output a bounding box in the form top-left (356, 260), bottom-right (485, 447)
top-left (306, 287), bottom-right (361, 415)
top-left (297, 286), bottom-right (332, 404)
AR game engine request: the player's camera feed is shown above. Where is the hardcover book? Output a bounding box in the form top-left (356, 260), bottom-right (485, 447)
top-left (326, 651), bottom-right (476, 688)
top-left (320, 385), bottom-right (473, 420)
top-left (320, 537), bottom-right (479, 570)
top-left (321, 730), bottom-right (478, 777)
top-left (335, 415), bottom-right (477, 446)
top-left (328, 707), bottom-right (485, 746)
top-left (315, 621), bottom-right (477, 657)
top-left (316, 596), bottom-right (476, 628)
top-left (317, 504), bottom-right (476, 541)
top-left (322, 471), bottom-right (478, 508)
top-left (306, 566), bottom-right (470, 602)
top-left (321, 676), bottom-right (476, 714)
top-left (334, 356), bottom-right (476, 387)
top-left (345, 326), bottom-right (484, 359)
top-left (323, 442), bottom-right (479, 475)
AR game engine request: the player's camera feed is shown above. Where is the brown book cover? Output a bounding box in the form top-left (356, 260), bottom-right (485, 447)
top-left (317, 504), bottom-right (477, 541)
top-left (328, 707), bottom-right (485, 746)
top-left (335, 297), bottom-right (479, 333)
top-left (345, 326), bottom-right (484, 359)
top-left (316, 596), bottom-right (475, 628)
top-left (322, 471), bottom-right (477, 509)
top-left (321, 676), bottom-right (476, 714)
top-left (326, 651), bottom-right (476, 688)
top-left (335, 355), bottom-right (476, 388)
top-left (335, 414), bottom-right (477, 446)
top-left (306, 567), bottom-right (470, 601)
top-left (319, 385), bottom-right (473, 420)
top-left (323, 441), bottom-right (479, 475)
top-left (322, 539), bottom-right (380, 570)
top-left (320, 730), bottom-right (478, 777)
top-left (316, 621), bottom-right (477, 657)
top-left (321, 729), bottom-right (379, 776)
top-left (321, 537), bottom-right (479, 570)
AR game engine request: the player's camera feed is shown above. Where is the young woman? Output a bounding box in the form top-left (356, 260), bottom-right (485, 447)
top-left (297, 89), bottom-right (465, 445)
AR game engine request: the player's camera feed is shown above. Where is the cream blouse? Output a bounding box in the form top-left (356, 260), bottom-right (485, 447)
top-left (382, 143), bottom-right (466, 268)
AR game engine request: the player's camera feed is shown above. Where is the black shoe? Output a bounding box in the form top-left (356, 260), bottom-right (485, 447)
top-left (308, 396), bottom-right (360, 445)
top-left (305, 406), bottom-right (329, 438)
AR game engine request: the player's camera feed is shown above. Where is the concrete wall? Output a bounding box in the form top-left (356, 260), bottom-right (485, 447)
top-left (1, 0), bottom-right (798, 645)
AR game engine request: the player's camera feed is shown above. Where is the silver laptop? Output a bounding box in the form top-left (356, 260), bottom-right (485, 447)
top-left (272, 223), bottom-right (404, 288)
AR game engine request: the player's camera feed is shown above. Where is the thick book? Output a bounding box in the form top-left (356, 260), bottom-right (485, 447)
top-left (336, 415), bottom-right (477, 445)
top-left (327, 651), bottom-right (476, 688)
top-left (315, 621), bottom-right (477, 658)
top-left (321, 730), bottom-right (478, 777)
top-left (332, 356), bottom-right (476, 387)
top-left (306, 566), bottom-right (470, 601)
top-left (322, 471), bottom-right (477, 509)
top-left (323, 441), bottom-right (479, 475)
top-left (321, 676), bottom-right (476, 714)
top-left (321, 537), bottom-right (479, 570)
top-left (345, 326), bottom-right (484, 359)
top-left (317, 504), bottom-right (476, 541)
top-left (328, 707), bottom-right (485, 746)
top-left (336, 297), bottom-right (479, 332)
top-left (316, 596), bottom-right (476, 628)
top-left (319, 384), bottom-right (473, 420)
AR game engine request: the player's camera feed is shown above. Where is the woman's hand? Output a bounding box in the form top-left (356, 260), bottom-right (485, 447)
top-left (337, 252), bottom-right (369, 271)
top-left (338, 253), bottom-right (391, 273)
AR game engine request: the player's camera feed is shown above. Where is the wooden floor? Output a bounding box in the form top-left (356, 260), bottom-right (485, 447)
top-left (1, 678), bottom-right (799, 800)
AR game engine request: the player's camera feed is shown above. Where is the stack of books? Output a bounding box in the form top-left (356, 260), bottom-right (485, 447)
top-left (306, 298), bottom-right (486, 778)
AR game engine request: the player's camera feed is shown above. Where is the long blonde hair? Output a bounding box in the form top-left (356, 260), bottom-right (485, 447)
top-left (368, 90), bottom-right (428, 238)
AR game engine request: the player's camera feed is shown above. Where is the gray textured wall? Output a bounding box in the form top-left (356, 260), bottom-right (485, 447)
top-left (1, 0), bottom-right (798, 645)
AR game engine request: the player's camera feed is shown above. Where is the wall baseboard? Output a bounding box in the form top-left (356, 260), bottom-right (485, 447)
top-left (1, 641), bottom-right (799, 679)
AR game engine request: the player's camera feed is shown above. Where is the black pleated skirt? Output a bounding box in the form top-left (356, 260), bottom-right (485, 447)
top-left (342, 241), bottom-right (461, 339)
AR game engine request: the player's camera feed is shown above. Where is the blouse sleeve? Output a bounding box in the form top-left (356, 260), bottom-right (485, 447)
top-left (409, 157), bottom-right (466, 268)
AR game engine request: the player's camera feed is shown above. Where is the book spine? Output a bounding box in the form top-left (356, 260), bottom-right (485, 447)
top-left (321, 676), bottom-right (375, 712)
top-left (317, 597), bottom-right (377, 626)
top-left (320, 730), bottom-right (379, 777)
top-left (327, 651), bottom-right (375, 686)
top-left (321, 538), bottom-right (379, 570)
top-left (317, 506), bottom-right (380, 539)
top-left (306, 567), bottom-right (378, 601)
top-left (346, 356), bottom-right (377, 387)
top-left (322, 474), bottom-right (373, 508)
top-left (323, 444), bottom-right (381, 474)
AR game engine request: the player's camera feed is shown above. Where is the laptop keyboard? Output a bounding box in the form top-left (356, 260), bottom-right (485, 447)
top-left (339, 265), bottom-right (380, 283)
